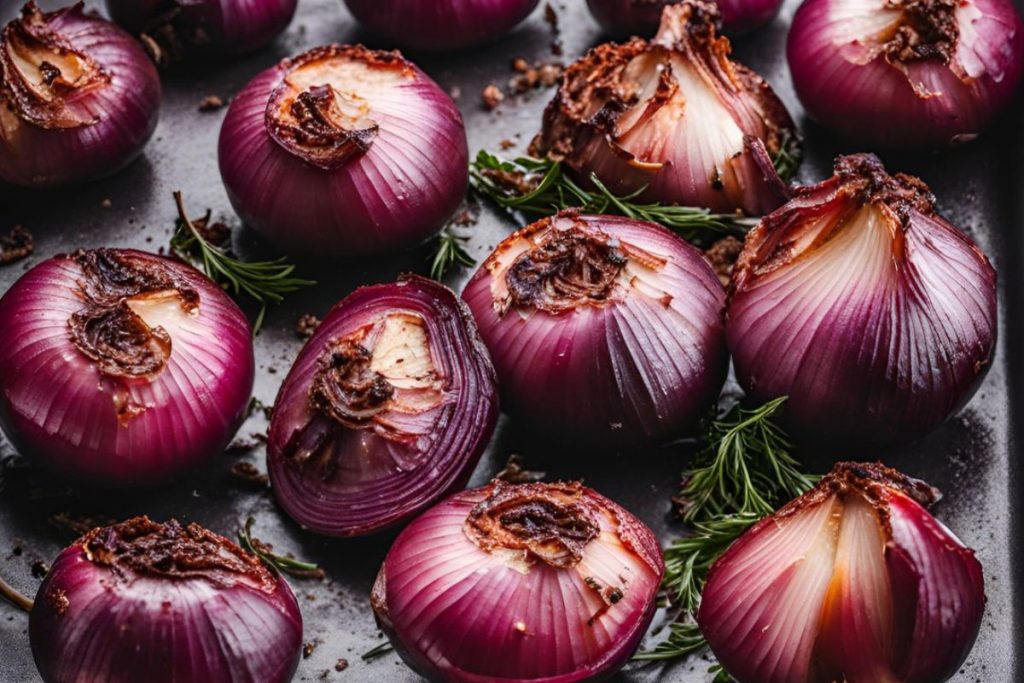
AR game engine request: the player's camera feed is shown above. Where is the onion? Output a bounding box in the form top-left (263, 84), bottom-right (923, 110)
top-left (531, 1), bottom-right (798, 216)
top-left (0, 2), bottom-right (160, 188)
top-left (30, 517), bottom-right (303, 683)
top-left (343, 0), bottom-right (540, 51)
top-left (371, 480), bottom-right (664, 682)
top-left (726, 153), bottom-right (996, 448)
top-left (462, 211), bottom-right (727, 450)
top-left (0, 248), bottom-right (255, 486)
top-left (219, 44), bottom-right (468, 256)
top-left (586, 0), bottom-right (784, 36)
top-left (267, 275), bottom-right (498, 537)
top-left (698, 462), bottom-right (985, 683)
top-left (788, 0), bottom-right (1024, 148)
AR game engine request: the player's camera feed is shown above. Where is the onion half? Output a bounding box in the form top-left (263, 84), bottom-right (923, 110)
top-left (586, 0), bottom-right (784, 37)
top-left (219, 44), bottom-right (468, 256)
top-left (372, 480), bottom-right (664, 682)
top-left (0, 2), bottom-right (160, 188)
top-left (462, 211), bottom-right (727, 450)
top-left (267, 275), bottom-right (498, 537)
top-left (726, 154), bottom-right (996, 448)
top-left (0, 249), bottom-right (255, 486)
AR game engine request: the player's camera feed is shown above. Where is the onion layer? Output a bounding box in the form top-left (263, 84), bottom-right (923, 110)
top-left (267, 275), bottom-right (498, 537)
top-left (0, 249), bottom-right (255, 486)
top-left (462, 211), bottom-right (727, 450)
top-left (586, 0), bottom-right (784, 36)
top-left (219, 44), bottom-right (468, 256)
top-left (698, 462), bottom-right (985, 683)
top-left (372, 480), bottom-right (664, 682)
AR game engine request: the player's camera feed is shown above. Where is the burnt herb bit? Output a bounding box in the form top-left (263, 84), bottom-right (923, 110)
top-left (361, 642), bottom-right (395, 661)
top-left (429, 226), bottom-right (475, 280)
top-left (229, 461), bottom-right (270, 488)
top-left (0, 225), bottom-right (33, 265)
top-left (237, 517), bottom-right (324, 579)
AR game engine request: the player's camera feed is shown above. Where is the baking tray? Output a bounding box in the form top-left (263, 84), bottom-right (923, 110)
top-left (1, 0), bottom-right (1021, 681)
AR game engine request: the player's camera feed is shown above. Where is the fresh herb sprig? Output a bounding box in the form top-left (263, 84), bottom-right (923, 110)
top-left (772, 129), bottom-right (803, 183)
top-left (429, 227), bottom-right (475, 280)
top-left (238, 517), bottom-right (323, 579)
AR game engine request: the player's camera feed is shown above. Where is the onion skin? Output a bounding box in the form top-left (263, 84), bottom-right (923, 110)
top-left (0, 249), bottom-right (255, 487)
top-left (30, 517), bottom-right (303, 683)
top-left (698, 462), bottom-right (985, 683)
top-left (343, 0), bottom-right (540, 51)
top-left (0, 2), bottom-right (160, 188)
top-left (267, 275), bottom-right (498, 537)
top-left (219, 44), bottom-right (468, 256)
top-left (371, 481), bottom-right (664, 682)
top-left (586, 0), bottom-right (783, 36)
top-left (462, 211), bottom-right (727, 450)
top-left (788, 0), bottom-right (1024, 148)
top-left (726, 154), bottom-right (996, 448)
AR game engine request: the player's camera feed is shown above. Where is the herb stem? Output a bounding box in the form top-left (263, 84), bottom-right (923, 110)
top-left (0, 574), bottom-right (33, 613)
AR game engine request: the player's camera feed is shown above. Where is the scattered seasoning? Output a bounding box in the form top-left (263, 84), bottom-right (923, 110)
top-left (303, 642), bottom-right (317, 658)
top-left (704, 236), bottom-right (744, 287)
top-left (509, 59), bottom-right (563, 94)
top-left (499, 138), bottom-right (516, 150)
top-left (229, 462), bottom-right (269, 488)
top-left (296, 313), bottom-right (322, 339)
top-left (495, 454), bottom-right (546, 484)
top-left (335, 658), bottom-right (349, 672)
top-left (100, 198), bottom-right (113, 209)
top-left (0, 226), bottom-right (33, 265)
top-left (450, 201), bottom-right (480, 227)
top-left (481, 84), bottom-right (504, 110)
top-left (199, 95), bottom-right (225, 112)
top-left (544, 2), bottom-right (559, 31)
top-left (47, 588), bottom-right (69, 616)
top-left (226, 436), bottom-right (260, 453)
top-left (31, 560), bottom-right (49, 579)
top-left (248, 397), bottom-right (274, 420)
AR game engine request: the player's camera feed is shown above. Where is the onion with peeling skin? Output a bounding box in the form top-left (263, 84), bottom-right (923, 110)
top-left (586, 0), bottom-right (784, 37)
top-left (31, 517), bottom-right (303, 683)
top-left (0, 2), bottom-right (160, 188)
top-left (462, 211), bottom-right (727, 450)
top-left (219, 44), bottom-right (469, 256)
top-left (726, 154), bottom-right (996, 448)
top-left (531, 1), bottom-right (798, 216)
top-left (371, 480), bottom-right (664, 682)
top-left (267, 275), bottom-right (498, 537)
top-left (698, 462), bottom-right (985, 683)
top-left (0, 249), bottom-right (255, 486)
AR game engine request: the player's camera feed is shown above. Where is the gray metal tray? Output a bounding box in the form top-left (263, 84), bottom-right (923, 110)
top-left (1, 0), bottom-right (1021, 681)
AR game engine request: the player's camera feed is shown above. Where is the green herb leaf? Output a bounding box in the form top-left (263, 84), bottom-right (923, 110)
top-left (429, 227), bottom-right (475, 280)
top-left (238, 517), bottom-right (323, 579)
top-left (772, 129), bottom-right (803, 183)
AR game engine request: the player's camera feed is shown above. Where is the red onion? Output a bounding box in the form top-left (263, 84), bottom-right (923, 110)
top-left (0, 248), bottom-right (255, 486)
top-left (0, 2), bottom-right (160, 188)
top-left (343, 0), bottom-right (540, 51)
top-left (219, 45), bottom-right (468, 256)
top-left (586, 0), bottom-right (783, 36)
top-left (267, 275), bottom-right (498, 537)
top-left (371, 480), bottom-right (664, 682)
top-left (788, 0), bottom-right (1024, 148)
top-left (462, 211), bottom-right (727, 450)
top-left (30, 517), bottom-right (303, 683)
top-left (531, 1), bottom-right (798, 216)
top-left (698, 462), bottom-right (985, 683)
top-left (726, 154), bottom-right (996, 448)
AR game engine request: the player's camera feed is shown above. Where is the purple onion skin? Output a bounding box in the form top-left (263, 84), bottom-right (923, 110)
top-left (343, 0), bottom-right (540, 51)
top-left (267, 275), bottom-right (499, 537)
top-left (0, 4), bottom-right (160, 188)
top-left (586, 0), bottom-right (783, 36)
top-left (788, 0), bottom-right (1024, 148)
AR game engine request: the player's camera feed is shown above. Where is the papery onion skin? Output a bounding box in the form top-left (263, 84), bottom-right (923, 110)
top-left (586, 0), bottom-right (783, 36)
top-left (698, 462), bottom-right (985, 683)
top-left (0, 2), bottom-right (160, 188)
top-left (788, 0), bottom-right (1024, 148)
top-left (462, 211), bottom-right (727, 450)
top-left (219, 44), bottom-right (468, 256)
top-left (267, 275), bottom-right (498, 537)
top-left (0, 249), bottom-right (255, 486)
top-left (30, 517), bottom-right (303, 683)
top-left (371, 480), bottom-right (664, 682)
top-left (343, 0), bottom-right (540, 51)
top-left (726, 153), bottom-right (996, 448)
top-left (532, 1), bottom-right (796, 216)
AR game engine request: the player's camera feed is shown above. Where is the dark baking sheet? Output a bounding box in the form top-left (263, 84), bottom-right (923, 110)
top-left (1, 0), bottom-right (1021, 681)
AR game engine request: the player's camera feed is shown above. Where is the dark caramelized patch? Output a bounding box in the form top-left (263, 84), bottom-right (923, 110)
top-left (834, 153), bottom-right (936, 228)
top-left (882, 0), bottom-right (959, 64)
top-left (310, 337), bottom-right (395, 426)
top-left (270, 84), bottom-right (378, 170)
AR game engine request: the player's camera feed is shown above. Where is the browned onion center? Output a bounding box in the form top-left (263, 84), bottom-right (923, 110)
top-left (311, 338), bottom-right (396, 426)
top-left (834, 153), bottom-right (936, 228)
top-left (882, 0), bottom-right (959, 64)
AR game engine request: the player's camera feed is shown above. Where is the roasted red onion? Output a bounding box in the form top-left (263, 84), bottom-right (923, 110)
top-left (462, 212), bottom-right (727, 449)
top-left (30, 517), bottom-right (303, 683)
top-left (531, 1), bottom-right (798, 216)
top-left (586, 0), bottom-right (783, 36)
top-left (219, 45), bottom-right (468, 256)
top-left (788, 0), bottom-right (1024, 148)
top-left (267, 276), bottom-right (498, 537)
top-left (0, 249), bottom-right (255, 486)
top-left (0, 2), bottom-right (160, 188)
top-left (726, 154), bottom-right (996, 448)
top-left (699, 462), bottom-right (985, 683)
top-left (372, 480), bottom-right (664, 682)
top-left (343, 0), bottom-right (540, 51)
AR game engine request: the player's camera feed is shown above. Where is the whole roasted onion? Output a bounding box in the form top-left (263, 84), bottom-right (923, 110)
top-left (31, 517), bottom-right (303, 683)
top-left (267, 275), bottom-right (498, 537)
top-left (531, 1), bottom-right (798, 216)
top-left (699, 462), bottom-right (985, 683)
top-left (462, 211), bottom-right (727, 450)
top-left (372, 480), bottom-right (664, 682)
top-left (0, 249), bottom-right (255, 486)
top-left (788, 0), bottom-right (1024, 147)
top-left (219, 45), bottom-right (468, 256)
top-left (586, 0), bottom-right (784, 36)
top-left (0, 2), bottom-right (160, 188)
top-left (726, 154), bottom-right (996, 448)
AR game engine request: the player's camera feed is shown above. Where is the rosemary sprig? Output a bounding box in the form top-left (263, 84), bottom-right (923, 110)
top-left (429, 227), bottom-right (475, 279)
top-left (238, 517), bottom-right (323, 579)
top-left (772, 129), bottom-right (803, 183)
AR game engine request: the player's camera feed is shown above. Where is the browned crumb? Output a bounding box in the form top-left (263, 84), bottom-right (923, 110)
top-left (199, 95), bottom-right (225, 112)
top-left (100, 198), bottom-right (112, 209)
top-left (47, 588), bottom-right (69, 616)
top-left (512, 57), bottom-right (530, 73)
top-left (509, 60), bottom-right (563, 94)
top-left (0, 226), bottom-right (33, 265)
top-left (499, 139), bottom-right (516, 150)
top-left (335, 658), bottom-right (349, 672)
top-left (296, 314), bottom-right (322, 339)
top-left (303, 642), bottom-right (317, 658)
top-left (230, 462), bottom-right (270, 488)
top-left (31, 560), bottom-right (49, 578)
top-left (451, 201), bottom-right (480, 227)
top-left (544, 2), bottom-right (559, 31)
top-left (481, 84), bottom-right (504, 110)
top-left (704, 236), bottom-right (744, 287)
